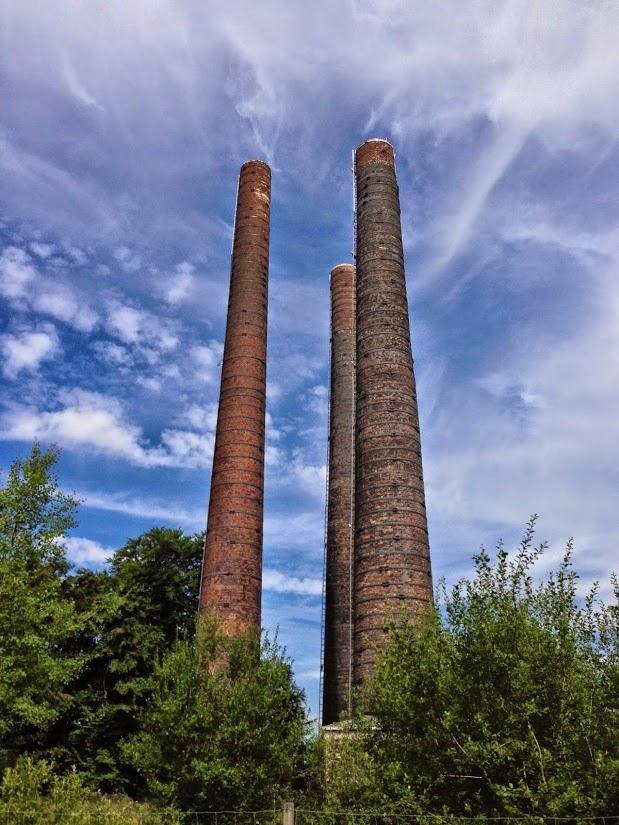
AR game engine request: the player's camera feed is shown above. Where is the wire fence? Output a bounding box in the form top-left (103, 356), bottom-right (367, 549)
top-left (1, 806), bottom-right (618, 825)
top-left (175, 811), bottom-right (282, 825)
top-left (0, 810), bottom-right (282, 825)
top-left (296, 814), bottom-right (619, 825)
top-left (0, 811), bottom-right (266, 824)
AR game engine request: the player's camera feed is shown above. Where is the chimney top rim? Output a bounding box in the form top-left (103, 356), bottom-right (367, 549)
top-left (356, 137), bottom-right (393, 149)
top-left (240, 159), bottom-right (271, 173)
top-left (354, 138), bottom-right (396, 168)
top-left (329, 262), bottom-right (356, 280)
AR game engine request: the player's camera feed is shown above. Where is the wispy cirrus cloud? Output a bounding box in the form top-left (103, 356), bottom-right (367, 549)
top-left (78, 489), bottom-right (205, 529)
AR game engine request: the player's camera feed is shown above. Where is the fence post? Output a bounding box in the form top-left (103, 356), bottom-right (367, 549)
top-left (282, 801), bottom-right (295, 825)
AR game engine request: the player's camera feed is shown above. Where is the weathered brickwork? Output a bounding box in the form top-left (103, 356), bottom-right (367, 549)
top-left (322, 263), bottom-right (356, 725)
top-left (353, 139), bottom-right (433, 684)
top-left (199, 160), bottom-right (271, 636)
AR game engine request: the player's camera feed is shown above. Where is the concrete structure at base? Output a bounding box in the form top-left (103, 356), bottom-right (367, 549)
top-left (199, 160), bottom-right (271, 635)
top-left (322, 263), bottom-right (356, 726)
top-left (353, 139), bottom-right (433, 684)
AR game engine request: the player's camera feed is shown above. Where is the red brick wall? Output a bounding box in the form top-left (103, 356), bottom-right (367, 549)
top-left (199, 160), bottom-right (271, 636)
top-left (353, 140), bottom-right (433, 684)
top-left (323, 263), bottom-right (356, 724)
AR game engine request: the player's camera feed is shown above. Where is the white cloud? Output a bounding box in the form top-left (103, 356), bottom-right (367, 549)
top-left (29, 241), bottom-right (55, 259)
top-left (64, 536), bottom-right (112, 566)
top-left (190, 341), bottom-right (224, 383)
top-left (294, 666), bottom-right (321, 682)
top-left (1, 324), bottom-right (60, 379)
top-left (305, 384), bottom-right (329, 416)
top-left (265, 444), bottom-right (283, 467)
top-left (180, 403), bottom-right (218, 431)
top-left (264, 511), bottom-right (324, 557)
top-left (160, 428), bottom-right (215, 467)
top-left (0, 244), bottom-right (98, 331)
top-left (423, 124), bottom-right (530, 283)
top-left (265, 411), bottom-right (282, 441)
top-left (105, 305), bottom-right (142, 344)
top-left (267, 382), bottom-right (282, 403)
top-left (160, 363), bottom-right (180, 379)
top-left (165, 261), bottom-right (195, 304)
top-left (32, 285), bottom-right (98, 332)
top-left (0, 131), bottom-right (120, 242)
top-left (263, 569), bottom-right (322, 596)
top-left (32, 288), bottom-right (78, 322)
top-left (113, 245), bottom-right (141, 273)
top-left (63, 245), bottom-right (88, 265)
top-left (0, 388), bottom-right (218, 469)
top-left (105, 302), bottom-right (179, 353)
top-left (0, 246), bottom-right (36, 300)
top-left (92, 341), bottom-right (132, 366)
top-left (150, 326), bottom-right (179, 353)
top-left (136, 376), bottom-right (162, 393)
top-left (290, 452), bottom-right (326, 499)
top-left (1, 389), bottom-right (152, 464)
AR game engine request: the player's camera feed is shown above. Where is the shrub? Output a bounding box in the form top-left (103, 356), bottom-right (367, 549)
top-left (0, 757), bottom-right (175, 824)
top-left (327, 519), bottom-right (619, 817)
top-left (124, 618), bottom-right (314, 812)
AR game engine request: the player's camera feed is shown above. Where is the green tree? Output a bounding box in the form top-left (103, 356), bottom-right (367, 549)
top-left (44, 528), bottom-right (203, 792)
top-left (0, 444), bottom-right (82, 771)
top-left (124, 618), bottom-right (313, 812)
top-left (0, 442), bottom-right (77, 570)
top-left (328, 518), bottom-right (619, 817)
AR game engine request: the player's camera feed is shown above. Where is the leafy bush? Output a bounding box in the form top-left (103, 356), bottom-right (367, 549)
top-left (124, 618), bottom-right (314, 812)
top-left (327, 518), bottom-right (619, 817)
top-left (0, 757), bottom-right (175, 824)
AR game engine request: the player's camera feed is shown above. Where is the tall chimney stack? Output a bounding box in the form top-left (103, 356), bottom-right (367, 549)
top-left (353, 139), bottom-right (432, 684)
top-left (322, 263), bottom-right (356, 725)
top-left (199, 160), bottom-right (271, 635)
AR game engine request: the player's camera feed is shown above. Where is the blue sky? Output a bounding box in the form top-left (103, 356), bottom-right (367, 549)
top-left (1, 0), bottom-right (618, 719)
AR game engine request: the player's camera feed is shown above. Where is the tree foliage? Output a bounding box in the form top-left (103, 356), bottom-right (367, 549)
top-left (124, 618), bottom-right (313, 812)
top-left (0, 444), bottom-right (206, 794)
top-left (45, 527), bottom-right (203, 791)
top-left (0, 445), bottom-right (82, 771)
top-left (328, 518), bottom-right (619, 817)
top-left (0, 442), bottom-right (77, 571)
